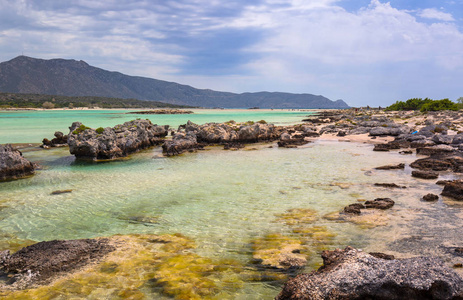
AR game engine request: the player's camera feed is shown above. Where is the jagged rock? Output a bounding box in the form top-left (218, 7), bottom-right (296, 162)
top-left (278, 132), bottom-right (310, 147)
top-left (412, 170), bottom-right (439, 179)
top-left (68, 120), bottom-right (168, 160)
top-left (452, 134), bottom-right (463, 145)
top-left (369, 126), bottom-right (409, 137)
top-left (373, 140), bottom-right (410, 152)
top-left (42, 131), bottom-right (68, 148)
top-left (276, 247), bottom-right (463, 300)
top-left (0, 144), bottom-right (35, 181)
top-left (410, 139), bottom-right (436, 148)
top-left (422, 193), bottom-right (439, 202)
top-left (162, 132), bottom-right (200, 156)
top-left (0, 239), bottom-right (115, 289)
top-left (364, 198), bottom-right (395, 209)
top-left (375, 163), bottom-right (405, 170)
top-left (410, 157), bottom-right (453, 172)
top-left (441, 180), bottom-right (463, 201)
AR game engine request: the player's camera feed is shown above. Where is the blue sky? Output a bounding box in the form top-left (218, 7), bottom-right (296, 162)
top-left (0, 0), bottom-right (462, 107)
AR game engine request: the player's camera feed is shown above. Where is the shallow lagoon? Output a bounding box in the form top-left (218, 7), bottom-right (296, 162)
top-left (1, 109), bottom-right (463, 299)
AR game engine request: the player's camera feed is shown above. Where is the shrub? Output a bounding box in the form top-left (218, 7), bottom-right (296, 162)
top-left (42, 101), bottom-right (55, 109)
top-left (72, 124), bottom-right (91, 135)
top-left (96, 127), bottom-right (105, 134)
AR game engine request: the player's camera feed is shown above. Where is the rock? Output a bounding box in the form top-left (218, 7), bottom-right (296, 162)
top-left (452, 134), bottom-right (463, 145)
top-left (41, 131), bottom-right (68, 148)
top-left (416, 144), bottom-right (455, 156)
top-left (343, 203), bottom-right (365, 214)
top-left (0, 144), bottom-right (36, 181)
top-left (432, 134), bottom-right (454, 145)
top-left (441, 180), bottom-right (463, 201)
top-left (68, 120), bottom-right (168, 160)
top-left (422, 193), bottom-right (439, 202)
top-left (51, 189), bottom-right (73, 195)
top-left (412, 170), bottom-right (439, 179)
top-left (410, 139), bottom-right (436, 148)
top-left (374, 183), bottom-right (406, 188)
top-left (375, 163), bottom-right (405, 170)
top-left (369, 126), bottom-right (409, 136)
top-left (0, 239), bottom-right (115, 288)
top-left (162, 132), bottom-right (199, 156)
top-left (364, 198), bottom-right (395, 209)
top-left (126, 109), bottom-right (193, 114)
top-left (410, 157), bottom-right (454, 172)
top-left (399, 150), bottom-right (413, 155)
top-left (369, 252), bottom-right (395, 260)
top-left (373, 140), bottom-right (410, 151)
top-left (276, 246), bottom-right (463, 300)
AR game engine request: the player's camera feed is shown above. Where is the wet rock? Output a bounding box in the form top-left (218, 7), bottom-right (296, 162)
top-left (375, 163), bottom-right (405, 170)
top-left (364, 198), bottom-right (395, 209)
top-left (162, 132), bottom-right (199, 156)
top-left (276, 246), bottom-right (463, 300)
top-left (410, 157), bottom-right (453, 172)
top-left (0, 144), bottom-right (36, 181)
top-left (369, 252), bottom-right (395, 260)
top-left (50, 189), bottom-right (73, 195)
top-left (41, 131), bottom-right (68, 148)
top-left (343, 203), bottom-right (365, 214)
top-left (68, 120), bottom-right (168, 160)
top-left (373, 140), bottom-right (410, 152)
top-left (0, 239), bottom-right (115, 288)
top-left (399, 150), bottom-right (413, 155)
top-left (441, 180), bottom-right (463, 201)
top-left (374, 183), bottom-right (406, 188)
top-left (422, 193), bottom-right (439, 202)
top-left (412, 170), bottom-right (439, 179)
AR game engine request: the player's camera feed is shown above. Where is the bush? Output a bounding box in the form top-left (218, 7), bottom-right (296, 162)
top-left (72, 124), bottom-right (91, 135)
top-left (42, 101), bottom-right (55, 109)
top-left (420, 99), bottom-right (458, 112)
top-left (386, 97), bottom-right (458, 112)
top-left (96, 127), bottom-right (105, 134)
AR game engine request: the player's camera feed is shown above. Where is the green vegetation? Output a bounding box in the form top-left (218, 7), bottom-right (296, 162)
top-left (0, 92), bottom-right (195, 109)
top-left (72, 124), bottom-right (91, 135)
top-left (385, 98), bottom-right (459, 112)
top-left (95, 127), bottom-right (105, 134)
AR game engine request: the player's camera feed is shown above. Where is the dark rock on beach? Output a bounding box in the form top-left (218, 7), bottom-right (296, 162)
top-left (0, 239), bottom-right (115, 289)
top-left (441, 180), bottom-right (463, 201)
top-left (412, 170), bottom-right (439, 179)
top-left (68, 119), bottom-right (168, 160)
top-left (0, 144), bottom-right (36, 181)
top-left (374, 183), bottom-right (406, 188)
top-left (343, 203), bottom-right (365, 214)
top-left (276, 246), bottom-right (463, 300)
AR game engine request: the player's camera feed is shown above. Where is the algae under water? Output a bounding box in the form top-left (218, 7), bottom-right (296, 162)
top-left (1, 110), bottom-right (463, 298)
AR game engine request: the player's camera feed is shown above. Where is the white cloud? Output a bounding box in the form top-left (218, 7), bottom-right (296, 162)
top-left (418, 8), bottom-right (455, 21)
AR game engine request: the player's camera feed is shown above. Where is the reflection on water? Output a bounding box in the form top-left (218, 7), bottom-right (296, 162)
top-left (1, 139), bottom-right (462, 298)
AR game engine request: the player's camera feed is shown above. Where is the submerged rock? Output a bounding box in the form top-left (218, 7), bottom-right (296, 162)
top-left (276, 246), bottom-right (463, 300)
top-left (422, 193), bottom-right (439, 202)
top-left (0, 239), bottom-right (115, 289)
top-left (68, 120), bottom-right (168, 160)
top-left (0, 144), bottom-right (36, 181)
top-left (412, 170), bottom-right (439, 179)
top-left (375, 163), bottom-right (405, 170)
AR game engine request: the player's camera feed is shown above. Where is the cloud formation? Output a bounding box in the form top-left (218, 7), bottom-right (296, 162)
top-left (0, 0), bottom-right (462, 106)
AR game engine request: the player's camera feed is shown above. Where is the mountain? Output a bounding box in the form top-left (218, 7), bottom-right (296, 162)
top-left (0, 56), bottom-right (349, 109)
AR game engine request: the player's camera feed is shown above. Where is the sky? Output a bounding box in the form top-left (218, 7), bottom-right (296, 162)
top-left (0, 0), bottom-right (462, 107)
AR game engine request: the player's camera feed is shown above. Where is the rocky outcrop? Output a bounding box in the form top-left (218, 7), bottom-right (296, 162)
top-left (343, 198), bottom-right (395, 214)
top-left (375, 163), bottom-right (405, 170)
top-left (422, 193), bottom-right (439, 202)
top-left (68, 119), bottom-right (168, 160)
top-left (162, 132), bottom-right (200, 156)
top-left (441, 180), bottom-right (463, 201)
top-left (0, 239), bottom-right (115, 289)
top-left (41, 131), bottom-right (68, 148)
top-left (0, 144), bottom-right (35, 181)
top-left (276, 246), bottom-right (463, 300)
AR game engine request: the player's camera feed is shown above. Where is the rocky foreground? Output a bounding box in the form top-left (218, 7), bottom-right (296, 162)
top-left (277, 246), bottom-right (463, 300)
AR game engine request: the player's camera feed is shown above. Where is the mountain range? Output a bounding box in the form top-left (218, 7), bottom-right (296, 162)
top-left (0, 56), bottom-right (349, 109)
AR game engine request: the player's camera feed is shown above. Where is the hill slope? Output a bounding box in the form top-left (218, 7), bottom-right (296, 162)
top-left (0, 56), bottom-right (349, 109)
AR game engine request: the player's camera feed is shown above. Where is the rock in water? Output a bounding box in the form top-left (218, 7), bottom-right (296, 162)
top-left (0, 239), bottom-right (115, 289)
top-left (0, 144), bottom-right (35, 181)
top-left (441, 180), bottom-right (463, 201)
top-left (67, 120), bottom-right (169, 160)
top-left (276, 247), bottom-right (463, 300)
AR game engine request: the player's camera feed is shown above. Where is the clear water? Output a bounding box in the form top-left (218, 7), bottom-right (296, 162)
top-left (1, 110), bottom-right (462, 299)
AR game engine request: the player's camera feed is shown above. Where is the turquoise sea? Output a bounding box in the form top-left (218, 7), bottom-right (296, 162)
top-left (1, 109), bottom-right (462, 299)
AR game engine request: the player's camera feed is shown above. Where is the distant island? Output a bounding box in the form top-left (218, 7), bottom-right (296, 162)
top-left (0, 56), bottom-right (350, 109)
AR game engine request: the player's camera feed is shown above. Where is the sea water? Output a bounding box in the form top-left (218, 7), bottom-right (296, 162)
top-left (0, 109), bottom-right (462, 299)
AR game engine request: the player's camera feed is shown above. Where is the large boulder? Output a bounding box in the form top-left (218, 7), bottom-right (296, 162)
top-left (0, 144), bottom-right (36, 181)
top-left (276, 246), bottom-right (463, 300)
top-left (68, 120), bottom-right (169, 160)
